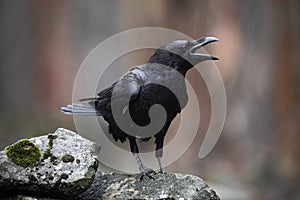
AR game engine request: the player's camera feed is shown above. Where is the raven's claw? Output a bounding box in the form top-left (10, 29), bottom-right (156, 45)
top-left (139, 168), bottom-right (156, 180)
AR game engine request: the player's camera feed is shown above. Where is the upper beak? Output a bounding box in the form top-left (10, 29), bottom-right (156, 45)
top-left (189, 36), bottom-right (219, 61)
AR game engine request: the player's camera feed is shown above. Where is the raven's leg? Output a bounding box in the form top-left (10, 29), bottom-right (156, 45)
top-left (155, 134), bottom-right (166, 174)
top-left (128, 136), bottom-right (155, 179)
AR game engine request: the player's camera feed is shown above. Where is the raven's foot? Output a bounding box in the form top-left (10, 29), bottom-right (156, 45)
top-left (134, 153), bottom-right (156, 180)
top-left (159, 168), bottom-right (166, 174)
top-left (139, 168), bottom-right (156, 180)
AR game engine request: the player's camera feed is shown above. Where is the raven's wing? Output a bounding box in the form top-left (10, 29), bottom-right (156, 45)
top-left (61, 67), bottom-right (146, 116)
top-left (107, 67), bottom-right (146, 114)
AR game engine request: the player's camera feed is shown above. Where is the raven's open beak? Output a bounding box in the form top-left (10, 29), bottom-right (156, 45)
top-left (188, 37), bottom-right (219, 62)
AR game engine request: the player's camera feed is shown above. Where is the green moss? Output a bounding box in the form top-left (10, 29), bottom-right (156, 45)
top-left (5, 139), bottom-right (41, 167)
top-left (49, 138), bottom-right (53, 148)
top-left (62, 154), bottom-right (75, 163)
top-left (43, 148), bottom-right (52, 159)
top-left (47, 134), bottom-right (56, 148)
top-left (42, 134), bottom-right (57, 160)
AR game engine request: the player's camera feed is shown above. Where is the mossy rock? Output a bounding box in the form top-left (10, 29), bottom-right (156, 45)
top-left (5, 139), bottom-right (41, 167)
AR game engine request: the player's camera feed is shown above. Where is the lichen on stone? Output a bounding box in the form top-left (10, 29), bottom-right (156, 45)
top-left (5, 139), bottom-right (41, 167)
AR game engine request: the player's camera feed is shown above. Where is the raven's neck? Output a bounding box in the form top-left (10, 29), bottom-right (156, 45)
top-left (147, 49), bottom-right (193, 76)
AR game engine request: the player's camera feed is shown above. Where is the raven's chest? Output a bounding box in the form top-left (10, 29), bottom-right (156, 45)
top-left (129, 79), bottom-right (188, 126)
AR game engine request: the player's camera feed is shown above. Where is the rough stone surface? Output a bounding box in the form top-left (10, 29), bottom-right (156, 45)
top-left (1, 170), bottom-right (220, 200)
top-left (0, 128), bottom-right (100, 198)
top-left (0, 128), bottom-right (220, 200)
top-left (77, 170), bottom-right (220, 200)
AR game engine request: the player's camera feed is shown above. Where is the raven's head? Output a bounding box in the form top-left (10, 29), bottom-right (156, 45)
top-left (148, 37), bottom-right (219, 74)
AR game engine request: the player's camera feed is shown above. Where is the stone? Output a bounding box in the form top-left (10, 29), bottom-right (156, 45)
top-left (1, 170), bottom-right (220, 200)
top-left (0, 128), bottom-right (220, 200)
top-left (78, 170), bottom-right (220, 200)
top-left (0, 128), bottom-right (100, 198)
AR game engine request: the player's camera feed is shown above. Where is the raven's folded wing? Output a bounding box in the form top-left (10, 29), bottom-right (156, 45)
top-left (61, 67), bottom-right (147, 116)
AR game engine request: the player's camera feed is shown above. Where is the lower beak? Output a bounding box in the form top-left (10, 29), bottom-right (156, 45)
top-left (189, 36), bottom-right (219, 61)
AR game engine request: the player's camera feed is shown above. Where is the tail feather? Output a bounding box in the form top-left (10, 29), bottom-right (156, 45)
top-left (61, 103), bottom-right (103, 116)
top-left (79, 97), bottom-right (97, 102)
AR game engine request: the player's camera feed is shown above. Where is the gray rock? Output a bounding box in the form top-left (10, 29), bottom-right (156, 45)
top-left (0, 128), bottom-right (100, 198)
top-left (1, 170), bottom-right (220, 200)
top-left (0, 128), bottom-right (219, 199)
top-left (78, 170), bottom-right (220, 200)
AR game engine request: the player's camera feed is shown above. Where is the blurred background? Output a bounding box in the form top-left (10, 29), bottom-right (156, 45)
top-left (0, 0), bottom-right (299, 199)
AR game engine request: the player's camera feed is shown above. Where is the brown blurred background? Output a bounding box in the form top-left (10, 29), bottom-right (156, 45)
top-left (0, 0), bottom-right (299, 199)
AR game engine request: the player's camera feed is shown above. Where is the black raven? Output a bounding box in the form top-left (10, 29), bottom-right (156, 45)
top-left (61, 36), bottom-right (218, 178)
